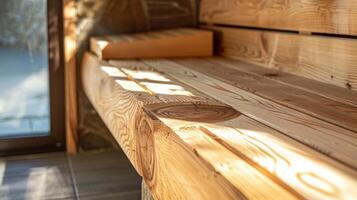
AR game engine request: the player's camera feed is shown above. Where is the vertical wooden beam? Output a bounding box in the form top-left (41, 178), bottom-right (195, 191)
top-left (63, 0), bottom-right (78, 154)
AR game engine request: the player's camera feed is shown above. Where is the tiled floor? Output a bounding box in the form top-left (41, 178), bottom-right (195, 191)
top-left (0, 150), bottom-right (141, 200)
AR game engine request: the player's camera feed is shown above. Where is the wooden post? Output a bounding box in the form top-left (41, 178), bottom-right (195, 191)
top-left (63, 0), bottom-right (78, 154)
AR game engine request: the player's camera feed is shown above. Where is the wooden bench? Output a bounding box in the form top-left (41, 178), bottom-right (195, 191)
top-left (82, 52), bottom-right (357, 200)
top-left (81, 1), bottom-right (357, 199)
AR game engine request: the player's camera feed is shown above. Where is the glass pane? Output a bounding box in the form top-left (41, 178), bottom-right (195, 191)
top-left (0, 0), bottom-right (50, 138)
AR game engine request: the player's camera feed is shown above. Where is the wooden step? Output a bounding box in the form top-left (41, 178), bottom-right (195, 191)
top-left (80, 52), bottom-right (357, 200)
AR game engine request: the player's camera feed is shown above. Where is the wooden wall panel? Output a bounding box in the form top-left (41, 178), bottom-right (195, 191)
top-left (200, 0), bottom-right (357, 35)
top-left (204, 26), bottom-right (357, 91)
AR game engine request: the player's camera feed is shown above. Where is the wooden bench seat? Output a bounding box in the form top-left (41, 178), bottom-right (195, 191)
top-left (81, 52), bottom-right (357, 200)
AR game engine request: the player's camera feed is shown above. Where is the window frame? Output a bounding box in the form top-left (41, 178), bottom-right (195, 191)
top-left (0, 0), bottom-right (65, 155)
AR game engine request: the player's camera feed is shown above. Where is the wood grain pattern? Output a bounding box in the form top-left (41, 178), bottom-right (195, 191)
top-left (173, 58), bottom-right (357, 132)
top-left (82, 53), bottom-right (304, 200)
top-left (205, 57), bottom-right (357, 108)
top-left (204, 26), bottom-right (357, 91)
top-left (200, 0), bottom-right (357, 35)
top-left (82, 53), bottom-right (357, 200)
top-left (142, 59), bottom-right (357, 170)
top-left (161, 115), bottom-right (357, 200)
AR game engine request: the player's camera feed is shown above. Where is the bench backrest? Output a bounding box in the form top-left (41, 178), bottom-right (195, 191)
top-left (199, 0), bottom-right (357, 91)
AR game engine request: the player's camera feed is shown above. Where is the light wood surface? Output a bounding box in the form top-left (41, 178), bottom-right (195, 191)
top-left (173, 58), bottom-right (357, 133)
top-left (143, 59), bottom-right (357, 170)
top-left (200, 0), bottom-right (357, 35)
top-left (205, 57), bottom-right (357, 108)
top-left (90, 28), bottom-right (213, 60)
top-left (82, 53), bottom-right (302, 200)
top-left (64, 0), bottom-right (78, 154)
top-left (82, 53), bottom-right (246, 200)
top-left (81, 53), bottom-right (357, 200)
top-left (204, 26), bottom-right (357, 91)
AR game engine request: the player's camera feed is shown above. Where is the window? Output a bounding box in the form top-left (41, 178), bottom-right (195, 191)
top-left (0, 0), bottom-right (50, 138)
top-left (0, 0), bottom-right (65, 154)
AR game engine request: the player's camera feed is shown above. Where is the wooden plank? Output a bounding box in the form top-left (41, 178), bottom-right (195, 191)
top-left (83, 53), bottom-right (357, 200)
top-left (141, 59), bottom-right (357, 170)
top-left (90, 28), bottom-right (213, 59)
top-left (173, 58), bottom-right (357, 133)
top-left (204, 26), bottom-right (357, 91)
top-left (63, 0), bottom-right (78, 154)
top-left (200, 0), bottom-right (357, 35)
top-left (205, 57), bottom-right (357, 108)
top-left (162, 116), bottom-right (357, 200)
top-left (82, 52), bottom-right (302, 200)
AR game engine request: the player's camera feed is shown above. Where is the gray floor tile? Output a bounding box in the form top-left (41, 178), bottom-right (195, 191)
top-left (69, 150), bottom-right (141, 197)
top-left (1, 153), bottom-right (69, 177)
top-left (79, 190), bottom-right (141, 200)
top-left (0, 169), bottom-right (76, 200)
top-left (4, 152), bottom-right (65, 161)
top-left (73, 167), bottom-right (141, 197)
top-left (69, 150), bottom-right (132, 172)
top-left (0, 151), bottom-right (141, 200)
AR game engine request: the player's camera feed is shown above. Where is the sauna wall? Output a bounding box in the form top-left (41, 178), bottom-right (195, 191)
top-left (200, 0), bottom-right (357, 91)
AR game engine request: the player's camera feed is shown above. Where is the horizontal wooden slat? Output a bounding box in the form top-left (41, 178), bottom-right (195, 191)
top-left (90, 28), bottom-right (213, 59)
top-left (205, 57), bottom-right (357, 108)
top-left (173, 58), bottom-right (357, 133)
top-left (143, 59), bottom-right (357, 170)
top-left (200, 0), bottom-right (357, 35)
top-left (204, 26), bottom-right (357, 91)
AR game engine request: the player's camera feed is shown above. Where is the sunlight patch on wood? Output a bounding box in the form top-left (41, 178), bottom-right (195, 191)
top-left (101, 66), bottom-right (127, 78)
top-left (116, 80), bottom-right (147, 93)
top-left (141, 82), bottom-right (194, 96)
top-left (121, 68), bottom-right (171, 82)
